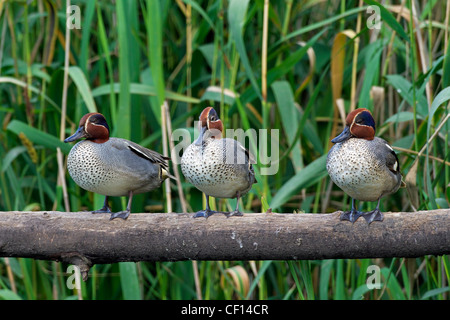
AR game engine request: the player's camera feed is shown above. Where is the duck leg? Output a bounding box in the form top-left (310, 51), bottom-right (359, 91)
top-left (110, 191), bottom-right (133, 220)
top-left (362, 198), bottom-right (384, 224)
top-left (92, 196), bottom-right (112, 214)
top-left (226, 191), bottom-right (244, 217)
top-left (340, 198), bottom-right (363, 223)
top-left (193, 194), bottom-right (219, 218)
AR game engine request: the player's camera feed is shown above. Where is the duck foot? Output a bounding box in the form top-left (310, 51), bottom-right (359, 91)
top-left (109, 191), bottom-right (133, 220)
top-left (193, 209), bottom-right (218, 218)
top-left (92, 196), bottom-right (112, 214)
top-left (109, 210), bottom-right (130, 220)
top-left (92, 206), bottom-right (112, 214)
top-left (362, 209), bottom-right (384, 224)
top-left (225, 192), bottom-right (244, 218)
top-left (225, 210), bottom-right (243, 218)
top-left (340, 210), bottom-right (363, 223)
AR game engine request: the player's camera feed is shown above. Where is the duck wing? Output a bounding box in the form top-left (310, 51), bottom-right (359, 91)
top-left (108, 138), bottom-right (170, 172)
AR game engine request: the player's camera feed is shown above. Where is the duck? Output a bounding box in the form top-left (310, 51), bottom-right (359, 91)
top-left (326, 108), bottom-right (403, 224)
top-left (181, 107), bottom-right (256, 218)
top-left (64, 112), bottom-right (172, 220)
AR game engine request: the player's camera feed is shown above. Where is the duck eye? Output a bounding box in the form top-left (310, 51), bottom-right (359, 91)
top-left (210, 116), bottom-right (216, 121)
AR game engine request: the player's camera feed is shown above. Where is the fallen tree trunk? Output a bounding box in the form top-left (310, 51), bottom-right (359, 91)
top-left (0, 209), bottom-right (449, 280)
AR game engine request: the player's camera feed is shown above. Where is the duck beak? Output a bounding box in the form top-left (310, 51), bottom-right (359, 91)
top-left (331, 126), bottom-right (352, 143)
top-left (64, 126), bottom-right (86, 143)
top-left (194, 126), bottom-right (207, 146)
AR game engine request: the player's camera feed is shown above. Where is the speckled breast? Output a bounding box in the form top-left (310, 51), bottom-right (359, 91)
top-left (67, 141), bottom-right (117, 195)
top-left (181, 139), bottom-right (254, 199)
top-left (326, 138), bottom-right (398, 202)
top-left (67, 139), bottom-right (160, 197)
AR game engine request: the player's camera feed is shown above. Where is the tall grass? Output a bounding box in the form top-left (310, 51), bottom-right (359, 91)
top-left (0, 0), bottom-right (449, 300)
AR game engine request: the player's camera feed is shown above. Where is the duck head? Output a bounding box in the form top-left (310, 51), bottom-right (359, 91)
top-left (194, 107), bottom-right (223, 146)
top-left (64, 113), bottom-right (110, 144)
top-left (331, 108), bottom-right (376, 143)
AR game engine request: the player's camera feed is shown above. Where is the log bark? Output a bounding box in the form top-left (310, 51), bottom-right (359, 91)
top-left (0, 209), bottom-right (449, 279)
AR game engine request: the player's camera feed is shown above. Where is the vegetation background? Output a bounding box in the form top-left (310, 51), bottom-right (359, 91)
top-left (0, 0), bottom-right (449, 300)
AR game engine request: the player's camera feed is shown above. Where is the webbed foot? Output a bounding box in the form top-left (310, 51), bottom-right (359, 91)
top-left (92, 196), bottom-right (112, 214)
top-left (340, 209), bottom-right (363, 223)
top-left (193, 209), bottom-right (218, 218)
top-left (362, 208), bottom-right (384, 224)
top-left (92, 206), bottom-right (112, 214)
top-left (225, 210), bottom-right (244, 218)
top-left (110, 210), bottom-right (130, 220)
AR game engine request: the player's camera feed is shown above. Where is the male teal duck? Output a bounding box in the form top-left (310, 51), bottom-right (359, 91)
top-left (326, 108), bottom-right (403, 224)
top-left (64, 113), bottom-right (172, 220)
top-left (181, 107), bottom-right (256, 218)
